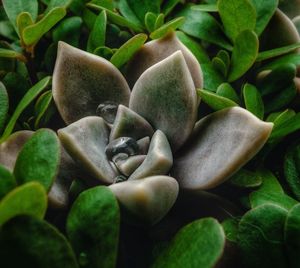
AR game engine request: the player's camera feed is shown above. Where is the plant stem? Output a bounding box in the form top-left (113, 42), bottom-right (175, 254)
top-left (24, 51), bottom-right (38, 84)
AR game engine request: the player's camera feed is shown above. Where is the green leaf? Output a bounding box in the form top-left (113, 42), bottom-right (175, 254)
top-left (87, 10), bottom-right (106, 53)
top-left (145, 12), bottom-right (157, 32)
top-left (257, 42), bottom-right (300, 62)
top-left (284, 142), bottom-right (300, 200)
top-left (34, 90), bottom-right (53, 129)
top-left (273, 109), bottom-right (296, 127)
top-left (216, 83), bottom-right (240, 103)
top-left (229, 168), bottom-right (262, 188)
top-left (87, 3), bottom-right (144, 33)
top-left (53, 16), bottom-right (83, 47)
top-left (0, 20), bottom-right (18, 40)
top-left (150, 17), bottom-right (184, 39)
top-left (201, 63), bottom-right (225, 91)
top-left (126, 0), bottom-right (160, 23)
top-left (152, 218), bottom-right (225, 268)
top-left (0, 82), bottom-right (8, 132)
top-left (243, 83), bottom-right (264, 119)
top-left (0, 165), bottom-right (16, 200)
top-left (45, 0), bottom-right (72, 13)
top-left (2, 0), bottom-right (38, 33)
top-left (23, 7), bottom-right (67, 46)
top-left (212, 57), bottom-right (227, 77)
top-left (216, 50), bottom-right (230, 69)
top-left (175, 31), bottom-right (210, 64)
top-left (14, 129), bottom-right (60, 191)
top-left (222, 218), bottom-right (239, 242)
top-left (228, 30), bottom-right (259, 82)
top-left (177, 5), bottom-right (232, 50)
top-left (284, 203), bottom-right (300, 267)
top-left (116, 0), bottom-right (144, 28)
top-left (0, 76), bottom-right (51, 141)
top-left (261, 53), bottom-right (300, 71)
top-left (198, 89), bottom-right (238, 111)
top-left (250, 0), bottom-right (278, 35)
top-left (0, 182), bottom-right (47, 226)
top-left (0, 215), bottom-right (78, 268)
top-left (110, 33), bottom-right (147, 68)
top-left (154, 14), bottom-right (164, 30)
top-left (264, 82), bottom-right (297, 114)
top-left (238, 204), bottom-right (288, 267)
top-left (17, 12), bottom-right (34, 39)
top-left (256, 168), bottom-right (284, 194)
top-left (192, 4), bottom-right (218, 12)
top-left (161, 0), bottom-right (181, 16)
top-left (67, 186), bottom-right (120, 268)
top-left (93, 46), bottom-right (114, 59)
top-left (218, 0), bottom-right (256, 42)
top-left (0, 48), bottom-right (26, 61)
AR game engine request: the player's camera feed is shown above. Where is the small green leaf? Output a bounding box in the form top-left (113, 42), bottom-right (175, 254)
top-left (216, 50), bottom-right (230, 69)
top-left (153, 218), bottom-right (225, 268)
top-left (17, 12), bottom-right (34, 39)
top-left (34, 91), bottom-right (53, 129)
top-left (0, 182), bottom-right (47, 226)
top-left (284, 142), bottom-right (300, 201)
top-left (250, 0), bottom-right (278, 35)
top-left (177, 5), bottom-right (232, 50)
top-left (243, 83), bottom-right (264, 119)
top-left (0, 215), bottom-right (78, 268)
top-left (67, 186), bottom-right (120, 268)
top-left (45, 0), bottom-right (72, 13)
top-left (216, 83), bottom-right (240, 103)
top-left (218, 0), bottom-right (256, 42)
top-left (212, 57), bottom-right (227, 77)
top-left (284, 203), bottom-right (300, 267)
top-left (87, 3), bottom-right (144, 32)
top-left (0, 165), bottom-right (16, 200)
top-left (110, 33), bottom-right (147, 68)
top-left (256, 42), bottom-right (300, 62)
top-left (14, 129), bottom-right (60, 191)
top-left (273, 109), bottom-right (296, 128)
top-left (270, 113), bottom-right (300, 140)
top-left (0, 48), bottom-right (26, 61)
top-left (201, 63), bottom-right (225, 91)
top-left (154, 14), bottom-right (165, 30)
top-left (2, 0), bottom-right (38, 33)
top-left (93, 46), bottom-right (114, 59)
top-left (238, 204), bottom-right (288, 267)
top-left (161, 0), bottom-right (181, 16)
top-left (192, 4), bottom-right (218, 12)
top-left (23, 7), bottom-right (67, 46)
top-left (116, 0), bottom-right (144, 28)
top-left (0, 82), bottom-right (8, 132)
top-left (87, 10), bottom-right (107, 53)
top-left (175, 31), bottom-right (210, 64)
top-left (229, 168), bottom-right (262, 188)
top-left (0, 76), bottom-right (51, 141)
top-left (145, 12), bottom-right (157, 32)
top-left (126, 0), bottom-right (160, 23)
top-left (150, 17), bottom-right (184, 39)
top-left (256, 168), bottom-right (284, 194)
top-left (198, 89), bottom-right (238, 111)
top-left (53, 16), bottom-right (83, 47)
top-left (222, 218), bottom-right (239, 242)
top-left (228, 30), bottom-right (259, 82)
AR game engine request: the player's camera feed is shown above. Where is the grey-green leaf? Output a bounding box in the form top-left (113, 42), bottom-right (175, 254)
top-left (152, 218), bottom-right (225, 268)
top-left (67, 186), bottom-right (120, 268)
top-left (14, 129), bottom-right (60, 191)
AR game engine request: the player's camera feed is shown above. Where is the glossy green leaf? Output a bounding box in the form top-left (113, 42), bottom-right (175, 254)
top-left (87, 3), bottom-right (144, 32)
top-left (153, 218), bottom-right (225, 268)
top-left (177, 5), bottom-right (232, 50)
top-left (34, 90), bottom-right (53, 129)
top-left (67, 186), bottom-right (120, 268)
top-left (284, 142), bottom-right (300, 200)
top-left (201, 63), bottom-right (225, 91)
top-left (23, 7), bottom-right (67, 46)
top-left (14, 129), bottom-right (60, 191)
top-left (229, 168), bottom-right (262, 188)
top-left (53, 16), bottom-right (83, 47)
top-left (0, 182), bottom-right (47, 226)
top-left (250, 0), bottom-right (278, 35)
top-left (116, 0), bottom-right (144, 28)
top-left (273, 109), bottom-right (296, 127)
top-left (0, 82), bottom-right (8, 132)
top-left (126, 0), bottom-right (160, 23)
top-left (270, 113), bottom-right (300, 140)
top-left (87, 10), bottom-right (106, 53)
top-left (198, 89), bottom-right (238, 111)
top-left (0, 48), bottom-right (26, 61)
top-left (228, 30), bottom-right (259, 82)
top-left (176, 31), bottom-right (210, 64)
top-left (145, 12), bottom-right (157, 32)
top-left (256, 168), bottom-right (284, 194)
top-left (264, 82), bottom-right (297, 113)
top-left (150, 17), bottom-right (185, 39)
top-left (0, 215), bottom-right (78, 268)
top-left (238, 204), bottom-right (288, 267)
top-left (17, 12), bottom-right (34, 39)
top-left (93, 46), bottom-right (114, 59)
top-left (2, 0), bottom-right (38, 33)
top-left (216, 83), bottom-right (240, 103)
top-left (192, 4), bottom-right (218, 12)
top-left (154, 14), bottom-right (165, 31)
top-left (218, 0), bottom-right (256, 42)
top-left (243, 83), bottom-right (264, 119)
top-left (257, 42), bottom-right (300, 62)
top-left (284, 203), bottom-right (300, 267)
top-left (110, 33), bottom-right (147, 68)
top-left (0, 165), bottom-right (16, 200)
top-left (0, 76), bottom-right (51, 141)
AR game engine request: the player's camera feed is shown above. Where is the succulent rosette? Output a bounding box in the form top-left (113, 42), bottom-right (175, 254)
top-left (51, 32), bottom-right (273, 225)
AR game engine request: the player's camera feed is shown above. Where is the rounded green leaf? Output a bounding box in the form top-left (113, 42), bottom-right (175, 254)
top-left (0, 182), bottom-right (47, 226)
top-left (238, 204), bottom-right (288, 267)
top-left (243, 83), bottom-right (264, 119)
top-left (0, 82), bottom-right (8, 132)
top-left (14, 129), bottom-right (60, 191)
top-left (152, 218), bottom-right (225, 268)
top-left (218, 0), bottom-right (256, 42)
top-left (0, 215), bottom-right (78, 268)
top-left (150, 17), bottom-right (185, 39)
top-left (67, 186), bottom-right (120, 268)
top-left (0, 165), bottom-right (16, 200)
top-left (229, 168), bottom-right (262, 188)
top-left (228, 30), bottom-right (259, 82)
top-left (216, 83), bottom-right (240, 103)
